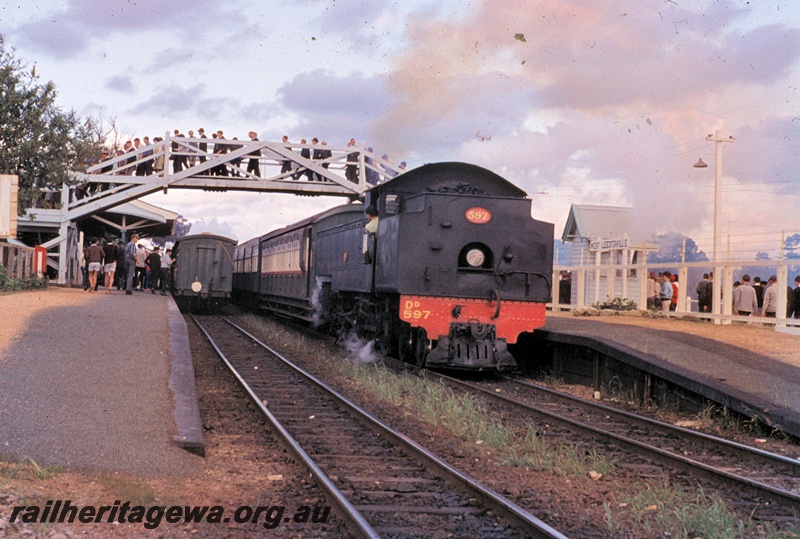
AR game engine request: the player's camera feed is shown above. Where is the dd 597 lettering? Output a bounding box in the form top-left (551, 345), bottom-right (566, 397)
top-left (402, 300), bottom-right (431, 320)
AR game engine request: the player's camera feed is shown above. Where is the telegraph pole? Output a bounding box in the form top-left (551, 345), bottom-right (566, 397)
top-left (705, 130), bottom-right (734, 321)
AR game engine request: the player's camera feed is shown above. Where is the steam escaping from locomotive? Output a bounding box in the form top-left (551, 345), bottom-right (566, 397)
top-left (310, 277), bottom-right (327, 328)
top-left (341, 333), bottom-right (379, 364)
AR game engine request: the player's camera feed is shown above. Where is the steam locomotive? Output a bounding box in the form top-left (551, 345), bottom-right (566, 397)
top-left (232, 162), bottom-right (554, 370)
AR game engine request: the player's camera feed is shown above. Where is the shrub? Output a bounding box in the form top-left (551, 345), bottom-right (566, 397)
top-left (0, 265), bottom-right (48, 292)
top-left (591, 296), bottom-right (638, 311)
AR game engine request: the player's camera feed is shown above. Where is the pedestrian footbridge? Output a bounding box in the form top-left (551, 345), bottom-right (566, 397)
top-left (39, 136), bottom-right (404, 284)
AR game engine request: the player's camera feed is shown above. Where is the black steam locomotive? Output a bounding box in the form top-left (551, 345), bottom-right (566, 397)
top-left (232, 162), bottom-right (554, 370)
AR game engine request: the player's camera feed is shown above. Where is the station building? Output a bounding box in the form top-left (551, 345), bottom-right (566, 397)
top-left (559, 204), bottom-right (658, 307)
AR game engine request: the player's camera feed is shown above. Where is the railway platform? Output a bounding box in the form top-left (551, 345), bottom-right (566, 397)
top-left (532, 312), bottom-right (800, 439)
top-left (0, 286), bottom-right (204, 476)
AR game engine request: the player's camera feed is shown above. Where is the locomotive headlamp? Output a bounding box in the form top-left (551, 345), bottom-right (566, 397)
top-left (191, 279), bottom-right (202, 293)
top-left (466, 248), bottom-right (485, 267)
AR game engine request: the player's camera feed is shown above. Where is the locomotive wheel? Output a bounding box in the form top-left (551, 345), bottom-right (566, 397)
top-left (414, 328), bottom-right (430, 368)
top-left (371, 305), bottom-right (392, 357)
top-left (376, 322), bottom-right (392, 356)
top-left (397, 322), bottom-right (414, 363)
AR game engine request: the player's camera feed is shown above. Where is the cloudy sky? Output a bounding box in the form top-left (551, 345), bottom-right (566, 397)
top-left (3, 0), bottom-right (800, 259)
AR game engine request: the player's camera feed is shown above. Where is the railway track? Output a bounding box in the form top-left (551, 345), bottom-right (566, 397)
top-left (191, 314), bottom-right (568, 539)
top-left (427, 371), bottom-right (800, 520)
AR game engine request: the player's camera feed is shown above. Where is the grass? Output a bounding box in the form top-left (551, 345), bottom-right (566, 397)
top-left (603, 481), bottom-right (799, 539)
top-left (695, 403), bottom-right (764, 436)
top-left (338, 359), bottom-right (614, 477)
top-left (0, 457), bottom-right (62, 486)
top-left (95, 474), bottom-right (157, 506)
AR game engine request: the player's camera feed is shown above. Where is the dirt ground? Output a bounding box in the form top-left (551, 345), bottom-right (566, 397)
top-left (1, 288), bottom-right (798, 538)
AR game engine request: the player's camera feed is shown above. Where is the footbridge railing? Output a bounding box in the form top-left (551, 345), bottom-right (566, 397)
top-left (70, 135), bottom-right (401, 222)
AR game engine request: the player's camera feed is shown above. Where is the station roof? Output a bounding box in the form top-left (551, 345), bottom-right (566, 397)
top-left (561, 204), bottom-right (657, 249)
top-left (19, 199), bottom-right (179, 239)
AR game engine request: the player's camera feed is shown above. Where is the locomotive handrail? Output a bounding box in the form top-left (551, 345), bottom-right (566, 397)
top-left (494, 270), bottom-right (551, 298)
top-left (490, 288), bottom-right (501, 319)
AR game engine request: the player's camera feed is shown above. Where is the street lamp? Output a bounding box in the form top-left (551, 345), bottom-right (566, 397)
top-left (694, 129), bottom-right (734, 320)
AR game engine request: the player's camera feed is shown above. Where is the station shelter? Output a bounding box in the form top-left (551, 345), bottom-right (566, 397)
top-left (559, 204), bottom-right (658, 308)
top-left (17, 197), bottom-right (178, 283)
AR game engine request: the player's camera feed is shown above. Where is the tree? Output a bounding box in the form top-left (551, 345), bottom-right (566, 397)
top-left (0, 35), bottom-right (104, 213)
top-left (786, 234), bottom-right (800, 260)
top-left (648, 231), bottom-right (709, 263)
top-left (172, 216), bottom-right (192, 239)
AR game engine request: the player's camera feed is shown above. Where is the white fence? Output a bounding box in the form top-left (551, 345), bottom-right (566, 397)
top-left (551, 259), bottom-right (800, 328)
top-left (0, 242), bottom-right (35, 280)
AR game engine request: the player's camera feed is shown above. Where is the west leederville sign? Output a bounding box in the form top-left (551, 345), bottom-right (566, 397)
top-left (589, 237), bottom-right (629, 252)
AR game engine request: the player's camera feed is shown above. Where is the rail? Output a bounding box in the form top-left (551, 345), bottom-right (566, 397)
top-left (432, 372), bottom-right (800, 511)
top-left (192, 314), bottom-right (568, 538)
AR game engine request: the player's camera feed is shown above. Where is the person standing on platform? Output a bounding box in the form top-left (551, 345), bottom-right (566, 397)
top-left (753, 277), bottom-right (765, 316)
top-left (135, 242), bottom-right (148, 291)
top-left (791, 276), bottom-right (800, 319)
top-left (85, 238), bottom-right (105, 293)
top-left (102, 238), bottom-right (118, 294)
top-left (659, 272), bottom-right (673, 313)
top-left (761, 275), bottom-right (780, 318)
top-left (647, 272), bottom-right (658, 310)
top-left (146, 247), bottom-right (162, 295)
top-left (115, 240), bottom-right (127, 290)
top-left (558, 271), bottom-right (571, 310)
top-left (696, 273), bottom-right (710, 313)
top-left (124, 234), bottom-right (139, 295)
top-left (732, 274), bottom-right (757, 316)
top-left (80, 243), bottom-right (89, 291)
top-left (160, 248), bottom-right (173, 295)
top-left (669, 274), bottom-right (679, 312)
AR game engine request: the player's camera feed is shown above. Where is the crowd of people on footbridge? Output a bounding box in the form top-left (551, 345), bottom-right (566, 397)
top-left (87, 129), bottom-right (407, 190)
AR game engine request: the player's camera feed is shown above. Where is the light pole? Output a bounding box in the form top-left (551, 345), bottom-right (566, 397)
top-left (693, 129), bottom-right (734, 320)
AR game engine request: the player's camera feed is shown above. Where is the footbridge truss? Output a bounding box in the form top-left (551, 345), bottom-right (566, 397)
top-left (47, 135), bottom-right (404, 284)
top-left (74, 135), bottom-right (401, 221)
